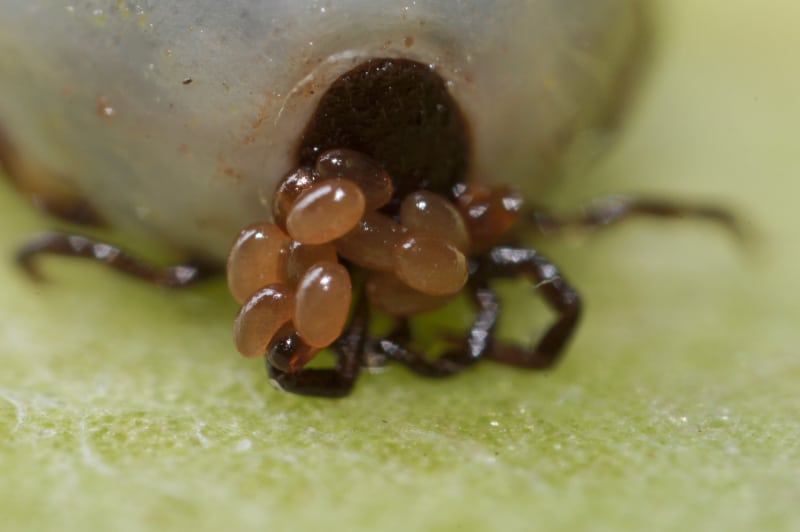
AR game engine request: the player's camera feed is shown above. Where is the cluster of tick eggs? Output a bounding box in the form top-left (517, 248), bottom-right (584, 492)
top-left (227, 149), bottom-right (473, 369)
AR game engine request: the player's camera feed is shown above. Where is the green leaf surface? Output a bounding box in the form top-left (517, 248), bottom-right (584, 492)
top-left (1, 2), bottom-right (798, 531)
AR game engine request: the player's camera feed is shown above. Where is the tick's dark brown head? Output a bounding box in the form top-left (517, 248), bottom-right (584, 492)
top-left (297, 58), bottom-right (470, 204)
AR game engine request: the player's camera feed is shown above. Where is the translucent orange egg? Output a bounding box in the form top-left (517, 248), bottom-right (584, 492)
top-left (393, 234), bottom-right (468, 296)
top-left (234, 284), bottom-right (295, 358)
top-left (285, 241), bottom-right (338, 286)
top-left (315, 148), bottom-right (394, 210)
top-left (366, 272), bottom-right (453, 316)
top-left (335, 212), bottom-right (408, 271)
top-left (400, 190), bottom-right (470, 252)
top-left (293, 261), bottom-right (353, 347)
top-left (272, 166), bottom-right (319, 232)
top-left (286, 178), bottom-right (366, 244)
top-left (226, 222), bottom-right (290, 304)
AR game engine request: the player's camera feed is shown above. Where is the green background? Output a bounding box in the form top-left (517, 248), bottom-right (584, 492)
top-left (1, 1), bottom-right (798, 530)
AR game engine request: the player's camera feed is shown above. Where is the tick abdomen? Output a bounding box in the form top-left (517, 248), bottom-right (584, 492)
top-left (0, 1), bottom-right (644, 262)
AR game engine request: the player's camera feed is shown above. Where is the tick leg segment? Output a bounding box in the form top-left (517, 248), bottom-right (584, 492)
top-left (529, 195), bottom-right (742, 238)
top-left (378, 246), bottom-right (582, 375)
top-left (0, 127), bottom-right (103, 226)
top-left (377, 282), bottom-right (499, 377)
top-left (16, 231), bottom-right (214, 287)
top-left (267, 297), bottom-right (368, 398)
top-left (481, 247), bottom-right (582, 369)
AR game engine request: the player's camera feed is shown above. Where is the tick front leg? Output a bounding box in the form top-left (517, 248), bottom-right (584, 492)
top-left (529, 195), bottom-right (742, 238)
top-left (376, 282), bottom-right (500, 378)
top-left (482, 247), bottom-right (582, 369)
top-left (266, 297), bottom-right (368, 398)
top-left (16, 231), bottom-right (215, 287)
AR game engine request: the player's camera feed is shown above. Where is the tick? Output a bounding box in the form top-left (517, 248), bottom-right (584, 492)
top-left (0, 1), bottom-right (739, 396)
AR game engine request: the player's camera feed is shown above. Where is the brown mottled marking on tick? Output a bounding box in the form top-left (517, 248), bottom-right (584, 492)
top-left (0, 124), bottom-right (103, 226)
top-left (250, 100), bottom-right (271, 130)
top-left (214, 160), bottom-right (243, 183)
top-left (404, 36), bottom-right (414, 47)
top-left (96, 97), bottom-right (115, 119)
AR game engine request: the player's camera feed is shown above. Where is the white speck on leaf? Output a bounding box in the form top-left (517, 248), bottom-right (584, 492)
top-left (234, 439), bottom-right (252, 452)
top-left (78, 416), bottom-right (115, 475)
top-left (0, 390), bottom-right (26, 432)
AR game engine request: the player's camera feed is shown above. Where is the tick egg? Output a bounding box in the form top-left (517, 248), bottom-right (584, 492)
top-left (367, 272), bottom-right (454, 317)
top-left (400, 191), bottom-right (471, 252)
top-left (315, 149), bottom-right (394, 211)
top-left (293, 261), bottom-right (352, 348)
top-left (285, 179), bottom-right (366, 244)
top-left (335, 212), bottom-right (408, 272)
top-left (234, 285), bottom-right (295, 358)
top-left (393, 235), bottom-right (468, 296)
top-left (285, 241), bottom-right (338, 286)
top-left (272, 167), bottom-right (320, 232)
top-left (227, 223), bottom-right (289, 304)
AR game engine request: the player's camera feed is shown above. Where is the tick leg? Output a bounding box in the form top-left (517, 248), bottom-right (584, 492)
top-left (376, 281), bottom-right (500, 377)
top-left (0, 126), bottom-right (103, 226)
top-left (16, 231), bottom-right (215, 287)
top-left (482, 247), bottom-right (582, 369)
top-left (529, 194), bottom-right (742, 238)
top-left (267, 298), bottom-right (368, 398)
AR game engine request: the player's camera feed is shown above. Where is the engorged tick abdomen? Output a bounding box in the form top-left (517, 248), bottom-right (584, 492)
top-left (0, 0), bottom-right (646, 263)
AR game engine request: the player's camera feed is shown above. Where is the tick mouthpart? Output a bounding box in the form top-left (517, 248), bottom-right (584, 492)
top-left (228, 148), bottom-right (522, 373)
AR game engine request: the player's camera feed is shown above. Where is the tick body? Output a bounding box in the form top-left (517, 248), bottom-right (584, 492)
top-left (0, 0), bottom-right (645, 261)
top-left (0, 1), bottom-right (739, 397)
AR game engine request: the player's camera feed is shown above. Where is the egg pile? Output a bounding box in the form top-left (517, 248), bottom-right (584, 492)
top-left (227, 149), bottom-right (488, 372)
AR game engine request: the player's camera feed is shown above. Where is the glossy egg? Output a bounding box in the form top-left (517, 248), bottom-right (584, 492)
top-left (0, 0), bottom-right (645, 263)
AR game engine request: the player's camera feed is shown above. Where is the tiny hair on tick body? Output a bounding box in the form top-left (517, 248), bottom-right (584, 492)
top-left (0, 0), bottom-right (741, 397)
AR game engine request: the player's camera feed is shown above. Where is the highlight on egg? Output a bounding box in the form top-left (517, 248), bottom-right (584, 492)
top-left (0, 1), bottom-right (739, 397)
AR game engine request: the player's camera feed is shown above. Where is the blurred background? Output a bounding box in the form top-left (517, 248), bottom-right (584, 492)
top-left (0, 1), bottom-right (798, 531)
